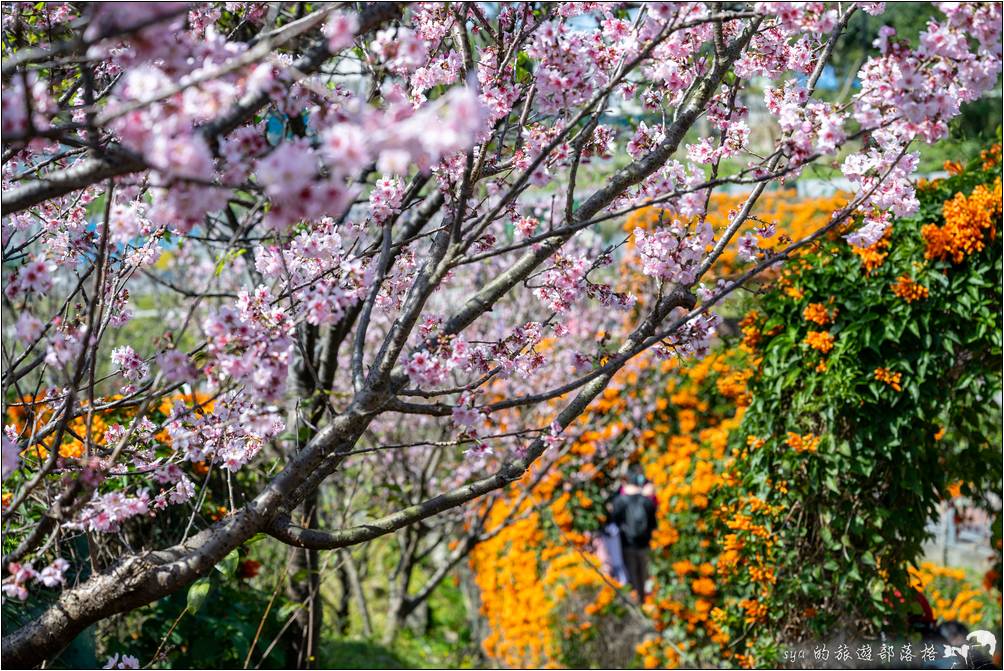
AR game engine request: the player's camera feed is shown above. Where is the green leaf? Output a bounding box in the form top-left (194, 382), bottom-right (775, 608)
top-left (868, 578), bottom-right (885, 603)
top-left (216, 550), bottom-right (239, 577)
top-left (187, 577), bottom-right (211, 614)
top-left (515, 51), bottom-right (533, 84)
top-left (215, 248), bottom-right (247, 276)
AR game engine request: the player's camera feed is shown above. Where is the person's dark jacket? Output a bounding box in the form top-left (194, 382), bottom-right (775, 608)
top-left (610, 489), bottom-right (657, 549)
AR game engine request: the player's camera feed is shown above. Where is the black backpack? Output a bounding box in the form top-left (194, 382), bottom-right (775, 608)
top-left (619, 494), bottom-right (653, 547)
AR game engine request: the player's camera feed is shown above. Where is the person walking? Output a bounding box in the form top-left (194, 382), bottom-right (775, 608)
top-left (610, 464), bottom-right (657, 601)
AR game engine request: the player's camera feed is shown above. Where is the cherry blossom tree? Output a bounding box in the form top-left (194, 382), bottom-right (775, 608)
top-left (2, 2), bottom-right (1001, 666)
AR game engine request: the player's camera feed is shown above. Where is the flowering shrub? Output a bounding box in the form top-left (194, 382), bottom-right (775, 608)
top-left (711, 148), bottom-right (1002, 664)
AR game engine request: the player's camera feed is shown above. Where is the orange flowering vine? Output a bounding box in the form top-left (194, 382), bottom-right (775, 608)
top-left (785, 432), bottom-right (820, 453)
top-left (874, 367), bottom-right (903, 392)
top-left (891, 276), bottom-right (929, 303)
top-left (922, 178), bottom-right (1002, 264)
top-left (804, 330), bottom-right (834, 354)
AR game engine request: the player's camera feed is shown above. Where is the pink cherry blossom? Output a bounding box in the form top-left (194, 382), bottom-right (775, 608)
top-left (14, 312), bottom-right (44, 345)
top-left (323, 11), bottom-right (358, 53)
top-left (111, 346), bottom-right (149, 384)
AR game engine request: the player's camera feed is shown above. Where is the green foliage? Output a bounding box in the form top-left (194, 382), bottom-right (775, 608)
top-left (321, 640), bottom-right (415, 669)
top-left (389, 575), bottom-right (482, 669)
top-left (102, 566), bottom-right (292, 669)
top-left (716, 150), bottom-right (1003, 652)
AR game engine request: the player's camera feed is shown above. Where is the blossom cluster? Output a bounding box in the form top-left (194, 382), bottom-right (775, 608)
top-left (2, 558), bottom-right (70, 601)
top-left (634, 220), bottom-right (714, 286)
top-left (165, 393), bottom-right (284, 472)
top-left (533, 253), bottom-right (635, 313)
top-left (203, 286), bottom-right (293, 402)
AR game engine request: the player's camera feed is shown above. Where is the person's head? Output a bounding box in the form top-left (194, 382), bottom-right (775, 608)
top-left (627, 463), bottom-right (647, 487)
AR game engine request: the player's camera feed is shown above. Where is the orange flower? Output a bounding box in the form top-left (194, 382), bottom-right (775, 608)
top-left (802, 303), bottom-right (830, 325)
top-left (786, 432), bottom-right (820, 453)
top-left (740, 598), bottom-right (767, 624)
top-left (851, 230), bottom-right (890, 274)
top-left (749, 565), bottom-right (776, 585)
top-left (943, 159), bottom-right (964, 176)
top-left (804, 330), bottom-right (834, 353)
top-left (891, 276), bottom-right (929, 303)
top-left (692, 577), bottom-right (717, 596)
top-left (909, 562), bottom-right (989, 626)
top-left (981, 144), bottom-right (1001, 170)
top-left (784, 285), bottom-right (805, 301)
top-left (922, 179), bottom-right (1001, 264)
top-left (739, 311), bottom-right (762, 352)
top-left (874, 367), bottom-right (903, 392)
top-left (673, 560), bottom-right (695, 576)
top-left (717, 369), bottom-right (753, 406)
